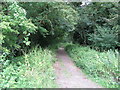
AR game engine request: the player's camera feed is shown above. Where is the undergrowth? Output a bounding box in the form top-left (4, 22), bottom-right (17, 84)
top-left (0, 47), bottom-right (57, 88)
top-left (65, 44), bottom-right (119, 88)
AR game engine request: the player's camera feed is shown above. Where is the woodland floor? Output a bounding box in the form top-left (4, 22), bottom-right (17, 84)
top-left (54, 47), bottom-right (102, 88)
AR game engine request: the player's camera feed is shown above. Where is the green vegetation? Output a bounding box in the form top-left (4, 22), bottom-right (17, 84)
top-left (0, 2), bottom-right (37, 56)
top-left (65, 44), bottom-right (119, 88)
top-left (19, 2), bottom-right (78, 47)
top-left (74, 2), bottom-right (119, 50)
top-left (88, 26), bottom-right (119, 50)
top-left (0, 47), bottom-right (57, 88)
top-left (0, 1), bottom-right (119, 88)
top-left (1, 2), bottom-right (77, 87)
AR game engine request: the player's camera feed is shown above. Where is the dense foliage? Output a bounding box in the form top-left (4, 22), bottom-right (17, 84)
top-left (0, 47), bottom-right (57, 88)
top-left (66, 44), bottom-right (119, 88)
top-left (89, 26), bottom-right (119, 50)
top-left (0, 1), bottom-right (119, 88)
top-left (73, 2), bottom-right (119, 50)
top-left (1, 2), bottom-right (119, 57)
top-left (1, 1), bottom-right (77, 88)
top-left (20, 2), bottom-right (78, 46)
top-left (1, 2), bottom-right (37, 57)
top-left (1, 2), bottom-right (78, 56)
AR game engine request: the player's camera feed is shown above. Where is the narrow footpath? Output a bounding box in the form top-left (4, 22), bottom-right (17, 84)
top-left (54, 47), bottom-right (102, 88)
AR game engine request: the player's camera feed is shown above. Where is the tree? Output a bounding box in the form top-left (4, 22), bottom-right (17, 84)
top-left (73, 2), bottom-right (119, 49)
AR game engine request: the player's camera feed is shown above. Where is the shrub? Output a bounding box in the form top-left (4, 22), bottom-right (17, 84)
top-left (0, 2), bottom-right (37, 56)
top-left (0, 47), bottom-right (57, 88)
top-left (88, 26), bottom-right (119, 50)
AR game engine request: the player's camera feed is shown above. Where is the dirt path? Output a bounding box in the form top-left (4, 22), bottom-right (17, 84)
top-left (54, 47), bottom-right (102, 88)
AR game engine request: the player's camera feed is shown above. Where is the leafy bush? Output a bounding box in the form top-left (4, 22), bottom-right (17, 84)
top-left (88, 26), bottom-right (119, 50)
top-left (0, 47), bottom-right (57, 88)
top-left (73, 2), bottom-right (119, 49)
top-left (0, 2), bottom-right (37, 56)
top-left (65, 44), bottom-right (119, 88)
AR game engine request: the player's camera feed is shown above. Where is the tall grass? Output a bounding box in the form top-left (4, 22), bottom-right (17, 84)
top-left (65, 44), bottom-right (119, 88)
top-left (0, 47), bottom-right (57, 88)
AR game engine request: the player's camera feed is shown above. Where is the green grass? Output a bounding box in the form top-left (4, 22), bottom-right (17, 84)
top-left (0, 47), bottom-right (57, 88)
top-left (65, 44), bottom-right (119, 88)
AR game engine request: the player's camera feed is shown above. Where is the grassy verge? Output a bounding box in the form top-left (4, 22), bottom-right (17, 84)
top-left (65, 44), bottom-right (119, 88)
top-left (0, 47), bottom-right (57, 88)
